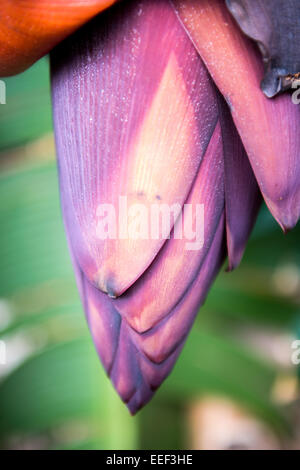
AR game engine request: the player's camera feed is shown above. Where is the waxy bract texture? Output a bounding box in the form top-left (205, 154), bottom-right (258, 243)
top-left (173, 0), bottom-right (300, 231)
top-left (51, 0), bottom-right (262, 412)
top-left (52, 0), bottom-right (222, 298)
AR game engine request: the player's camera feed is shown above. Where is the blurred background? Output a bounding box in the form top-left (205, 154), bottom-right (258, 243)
top-left (0, 58), bottom-right (299, 450)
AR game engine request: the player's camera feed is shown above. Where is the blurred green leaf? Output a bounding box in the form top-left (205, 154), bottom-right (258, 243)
top-left (0, 162), bottom-right (72, 295)
top-left (0, 58), bottom-right (52, 150)
top-left (0, 338), bottom-right (137, 450)
top-left (0, 338), bottom-right (99, 433)
top-left (203, 279), bottom-right (298, 327)
top-left (160, 327), bottom-right (287, 432)
top-left (0, 303), bottom-right (81, 338)
top-left (245, 205), bottom-right (300, 267)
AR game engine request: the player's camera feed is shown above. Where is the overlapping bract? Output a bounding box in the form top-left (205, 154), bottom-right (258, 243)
top-left (52, 0), bottom-right (222, 298)
top-left (173, 0), bottom-right (300, 232)
top-left (51, 0), bottom-right (263, 412)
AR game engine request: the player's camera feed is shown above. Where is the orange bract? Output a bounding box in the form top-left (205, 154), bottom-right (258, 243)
top-left (0, 0), bottom-right (117, 76)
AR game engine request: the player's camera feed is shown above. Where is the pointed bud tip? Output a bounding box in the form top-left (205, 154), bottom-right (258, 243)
top-left (96, 273), bottom-right (127, 298)
top-left (264, 196), bottom-right (299, 232)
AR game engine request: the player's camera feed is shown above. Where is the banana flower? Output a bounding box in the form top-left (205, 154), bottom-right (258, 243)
top-left (0, 0), bottom-right (299, 413)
